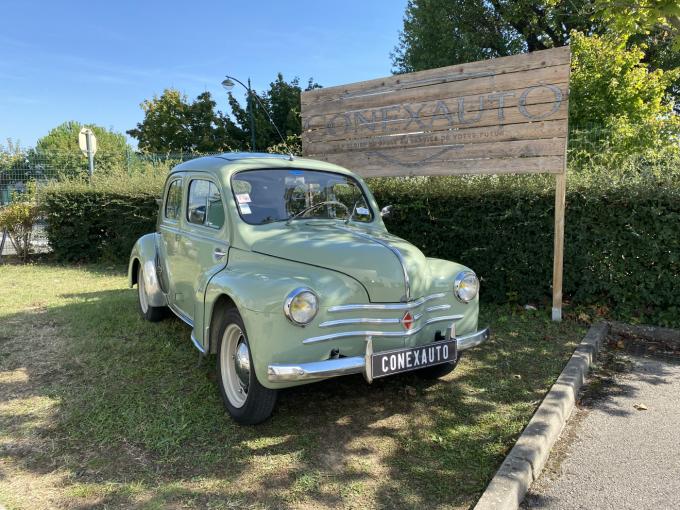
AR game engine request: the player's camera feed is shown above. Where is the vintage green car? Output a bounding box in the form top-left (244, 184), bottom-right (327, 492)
top-left (129, 152), bottom-right (489, 424)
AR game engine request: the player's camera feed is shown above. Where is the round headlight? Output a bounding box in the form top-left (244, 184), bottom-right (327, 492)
top-left (284, 288), bottom-right (319, 325)
top-left (454, 271), bottom-right (479, 303)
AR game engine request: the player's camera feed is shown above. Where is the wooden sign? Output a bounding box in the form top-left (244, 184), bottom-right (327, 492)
top-left (301, 46), bottom-right (569, 177)
top-left (301, 47), bottom-right (571, 321)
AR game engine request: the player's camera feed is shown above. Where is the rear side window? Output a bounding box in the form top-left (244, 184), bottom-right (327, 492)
top-left (164, 179), bottom-right (182, 220)
top-left (187, 179), bottom-right (225, 229)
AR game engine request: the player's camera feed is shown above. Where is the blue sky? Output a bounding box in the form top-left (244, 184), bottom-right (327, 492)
top-left (0, 0), bottom-right (407, 148)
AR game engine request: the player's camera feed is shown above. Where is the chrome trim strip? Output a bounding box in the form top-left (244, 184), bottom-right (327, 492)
top-left (328, 292), bottom-right (446, 313)
top-left (303, 314), bottom-right (464, 344)
top-left (319, 317), bottom-right (401, 328)
top-left (269, 326), bottom-right (490, 382)
top-left (332, 225), bottom-right (411, 301)
top-left (426, 304), bottom-right (451, 312)
top-left (425, 314), bottom-right (464, 325)
top-left (320, 311), bottom-right (424, 328)
top-left (191, 332), bottom-right (206, 354)
top-left (169, 303), bottom-right (194, 327)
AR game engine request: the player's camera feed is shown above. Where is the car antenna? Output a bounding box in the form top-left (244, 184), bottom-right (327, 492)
top-left (242, 87), bottom-right (296, 161)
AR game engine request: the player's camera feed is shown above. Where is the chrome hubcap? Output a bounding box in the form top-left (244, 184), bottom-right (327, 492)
top-left (220, 324), bottom-right (249, 408)
top-left (138, 267), bottom-right (149, 313)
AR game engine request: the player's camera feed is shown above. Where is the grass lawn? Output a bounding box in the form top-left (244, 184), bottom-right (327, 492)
top-left (0, 262), bottom-right (585, 509)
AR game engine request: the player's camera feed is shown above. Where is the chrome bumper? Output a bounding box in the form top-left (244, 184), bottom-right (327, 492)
top-left (267, 326), bottom-right (490, 383)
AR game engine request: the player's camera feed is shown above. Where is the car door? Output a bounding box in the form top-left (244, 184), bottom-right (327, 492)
top-left (175, 174), bottom-right (230, 322)
top-left (158, 175), bottom-right (185, 311)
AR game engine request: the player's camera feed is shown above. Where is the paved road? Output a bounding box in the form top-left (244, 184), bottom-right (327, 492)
top-left (523, 356), bottom-right (680, 510)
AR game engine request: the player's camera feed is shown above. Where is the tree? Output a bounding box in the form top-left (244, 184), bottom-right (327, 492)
top-left (569, 32), bottom-right (679, 159)
top-left (127, 89), bottom-right (244, 153)
top-left (392, 0), bottom-right (596, 73)
top-left (595, 0), bottom-right (680, 48)
top-left (227, 74), bottom-right (321, 151)
top-left (34, 121), bottom-right (130, 177)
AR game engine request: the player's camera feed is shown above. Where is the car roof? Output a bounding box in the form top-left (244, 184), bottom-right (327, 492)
top-left (168, 152), bottom-right (358, 179)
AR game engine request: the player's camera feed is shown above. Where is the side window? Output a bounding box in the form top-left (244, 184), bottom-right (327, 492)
top-left (187, 179), bottom-right (225, 229)
top-left (164, 179), bottom-right (182, 220)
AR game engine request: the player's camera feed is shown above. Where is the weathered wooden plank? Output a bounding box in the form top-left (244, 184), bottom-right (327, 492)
top-left (314, 138), bottom-right (566, 167)
top-left (302, 46), bottom-right (570, 105)
top-left (313, 154), bottom-right (566, 177)
top-left (311, 138), bottom-right (566, 166)
top-left (303, 102), bottom-right (568, 145)
top-left (305, 119), bottom-right (568, 156)
top-left (302, 65), bottom-right (569, 119)
top-left (303, 82), bottom-right (569, 130)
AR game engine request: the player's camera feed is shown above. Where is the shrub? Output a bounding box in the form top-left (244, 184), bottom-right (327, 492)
top-left (370, 168), bottom-right (680, 327)
top-left (39, 169), bottom-right (167, 263)
top-left (38, 157), bottom-right (680, 327)
top-left (0, 199), bottom-right (40, 261)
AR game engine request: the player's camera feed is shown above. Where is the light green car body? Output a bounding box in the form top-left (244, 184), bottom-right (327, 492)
top-left (129, 153), bottom-right (485, 389)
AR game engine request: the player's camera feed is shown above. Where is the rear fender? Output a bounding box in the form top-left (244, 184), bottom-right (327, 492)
top-left (128, 233), bottom-right (167, 308)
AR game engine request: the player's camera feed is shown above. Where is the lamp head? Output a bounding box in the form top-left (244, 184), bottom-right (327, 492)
top-left (221, 78), bottom-right (235, 91)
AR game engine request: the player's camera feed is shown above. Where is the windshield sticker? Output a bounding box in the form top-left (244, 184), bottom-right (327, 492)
top-left (236, 193), bottom-right (251, 204)
top-left (288, 170), bottom-right (303, 175)
top-left (239, 203), bottom-right (252, 215)
top-left (285, 176), bottom-right (305, 185)
top-left (356, 206), bottom-right (369, 215)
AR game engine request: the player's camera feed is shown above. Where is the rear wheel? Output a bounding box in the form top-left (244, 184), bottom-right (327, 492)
top-left (216, 307), bottom-right (277, 425)
top-left (137, 265), bottom-right (167, 322)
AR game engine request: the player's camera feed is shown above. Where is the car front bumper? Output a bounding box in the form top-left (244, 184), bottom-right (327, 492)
top-left (267, 326), bottom-right (490, 383)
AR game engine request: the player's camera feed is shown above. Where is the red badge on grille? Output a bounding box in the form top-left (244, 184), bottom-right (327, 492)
top-left (401, 311), bottom-right (414, 330)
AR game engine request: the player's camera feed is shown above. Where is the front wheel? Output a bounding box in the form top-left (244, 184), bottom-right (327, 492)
top-left (137, 265), bottom-right (167, 322)
top-left (217, 308), bottom-right (277, 425)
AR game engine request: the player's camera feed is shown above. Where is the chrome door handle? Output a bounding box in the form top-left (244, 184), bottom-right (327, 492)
top-left (213, 248), bottom-right (227, 261)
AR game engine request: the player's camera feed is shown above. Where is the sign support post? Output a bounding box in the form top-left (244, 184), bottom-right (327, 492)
top-left (78, 128), bottom-right (97, 178)
top-left (552, 172), bottom-right (566, 321)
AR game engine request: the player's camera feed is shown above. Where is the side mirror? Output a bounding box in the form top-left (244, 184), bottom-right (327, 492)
top-left (380, 205), bottom-right (393, 218)
top-left (155, 197), bottom-right (163, 206)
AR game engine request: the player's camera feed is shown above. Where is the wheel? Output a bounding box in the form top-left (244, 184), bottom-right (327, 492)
top-left (416, 353), bottom-right (462, 379)
top-left (216, 307), bottom-right (277, 425)
top-left (137, 265), bottom-right (167, 322)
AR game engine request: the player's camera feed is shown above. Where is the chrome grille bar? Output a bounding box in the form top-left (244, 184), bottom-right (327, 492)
top-left (303, 314), bottom-right (463, 344)
top-left (319, 312), bottom-right (424, 328)
top-left (328, 292), bottom-right (446, 313)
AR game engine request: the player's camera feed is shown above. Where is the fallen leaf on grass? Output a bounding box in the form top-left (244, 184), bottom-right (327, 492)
top-left (633, 403), bottom-right (648, 411)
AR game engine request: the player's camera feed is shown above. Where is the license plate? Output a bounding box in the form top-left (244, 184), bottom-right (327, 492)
top-left (371, 339), bottom-right (457, 379)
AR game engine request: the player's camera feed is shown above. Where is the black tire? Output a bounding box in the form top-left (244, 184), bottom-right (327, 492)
top-left (216, 307), bottom-right (277, 425)
top-left (416, 353), bottom-right (462, 379)
top-left (137, 265), bottom-right (167, 322)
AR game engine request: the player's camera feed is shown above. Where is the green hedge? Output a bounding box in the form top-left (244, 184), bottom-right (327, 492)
top-left (39, 168), bottom-right (680, 326)
top-left (40, 172), bottom-right (163, 263)
top-left (372, 173), bottom-right (680, 326)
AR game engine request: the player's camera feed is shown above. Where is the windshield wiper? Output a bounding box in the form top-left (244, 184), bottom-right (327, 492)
top-left (286, 201), bottom-right (350, 225)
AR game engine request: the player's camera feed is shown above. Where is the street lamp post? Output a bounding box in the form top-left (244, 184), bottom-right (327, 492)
top-left (222, 75), bottom-right (257, 151)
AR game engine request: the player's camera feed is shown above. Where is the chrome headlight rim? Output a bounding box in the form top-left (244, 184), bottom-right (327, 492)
top-left (283, 287), bottom-right (319, 326)
top-left (453, 270), bottom-right (479, 303)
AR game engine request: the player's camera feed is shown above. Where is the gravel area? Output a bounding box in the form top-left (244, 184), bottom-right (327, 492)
top-left (523, 356), bottom-right (680, 510)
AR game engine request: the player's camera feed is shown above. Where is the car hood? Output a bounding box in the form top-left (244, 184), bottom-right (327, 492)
top-left (249, 223), bottom-right (431, 303)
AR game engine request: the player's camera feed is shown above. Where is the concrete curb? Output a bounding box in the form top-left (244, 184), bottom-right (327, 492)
top-left (473, 322), bottom-right (610, 510)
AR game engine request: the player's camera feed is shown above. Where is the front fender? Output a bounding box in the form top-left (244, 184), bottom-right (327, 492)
top-left (128, 233), bottom-right (167, 308)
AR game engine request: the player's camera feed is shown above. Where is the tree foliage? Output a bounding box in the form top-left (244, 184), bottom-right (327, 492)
top-left (392, 0), bottom-right (596, 72)
top-left (595, 0), bottom-right (680, 48)
top-left (34, 121), bottom-right (130, 177)
top-left (569, 32), bottom-right (680, 159)
top-left (128, 75), bottom-right (320, 154)
top-left (126, 90), bottom-right (244, 153)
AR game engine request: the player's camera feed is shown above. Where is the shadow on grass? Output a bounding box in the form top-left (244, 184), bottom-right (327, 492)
top-left (0, 288), bottom-right (585, 509)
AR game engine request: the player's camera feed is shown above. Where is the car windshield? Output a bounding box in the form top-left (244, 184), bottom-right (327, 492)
top-left (231, 169), bottom-right (373, 225)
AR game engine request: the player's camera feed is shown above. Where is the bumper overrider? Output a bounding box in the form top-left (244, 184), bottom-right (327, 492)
top-left (267, 324), bottom-right (490, 383)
